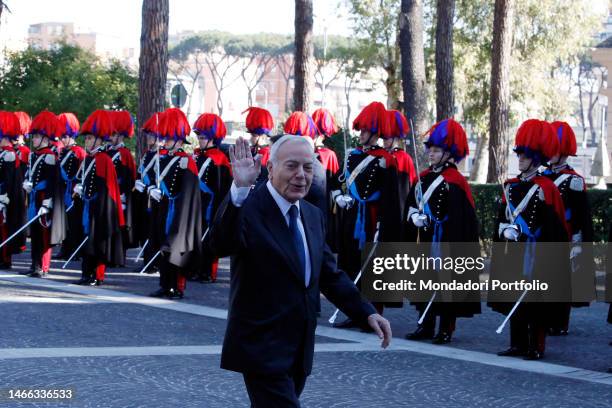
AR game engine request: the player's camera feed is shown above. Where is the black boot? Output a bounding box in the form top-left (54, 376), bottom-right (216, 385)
top-left (405, 326), bottom-right (435, 341)
top-left (497, 347), bottom-right (527, 357)
top-left (149, 288), bottom-right (167, 297)
top-left (432, 331), bottom-right (452, 344)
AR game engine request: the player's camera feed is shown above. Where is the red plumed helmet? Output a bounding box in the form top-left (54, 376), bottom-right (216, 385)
top-left (0, 111), bottom-right (20, 139)
top-left (514, 119), bottom-right (559, 163)
top-left (352, 101), bottom-right (387, 135)
top-left (383, 110), bottom-right (410, 139)
top-left (424, 118), bottom-right (469, 162)
top-left (13, 111), bottom-right (32, 136)
top-left (550, 121), bottom-right (577, 157)
top-left (284, 111), bottom-right (319, 138)
top-left (244, 107), bottom-right (274, 135)
top-left (311, 108), bottom-right (339, 137)
top-left (80, 110), bottom-right (115, 141)
top-left (110, 110), bottom-right (134, 138)
top-left (159, 108), bottom-right (191, 141)
top-left (142, 112), bottom-right (164, 137)
top-left (193, 113), bottom-right (227, 143)
top-left (57, 113), bottom-right (80, 138)
top-left (30, 110), bottom-right (62, 141)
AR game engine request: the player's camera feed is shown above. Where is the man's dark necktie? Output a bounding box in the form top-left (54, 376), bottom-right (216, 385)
top-left (288, 204), bottom-right (307, 285)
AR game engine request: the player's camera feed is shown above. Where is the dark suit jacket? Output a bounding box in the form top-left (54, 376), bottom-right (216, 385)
top-left (207, 183), bottom-right (376, 375)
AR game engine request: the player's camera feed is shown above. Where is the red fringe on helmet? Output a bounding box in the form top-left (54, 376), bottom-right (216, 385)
top-left (284, 111), bottom-right (319, 138)
top-left (13, 111), bottom-right (31, 136)
top-left (383, 110), bottom-right (410, 139)
top-left (30, 110), bottom-right (62, 140)
top-left (193, 113), bottom-right (227, 141)
top-left (159, 108), bottom-right (191, 140)
top-left (311, 108), bottom-right (338, 137)
top-left (142, 112), bottom-right (164, 136)
top-left (80, 110), bottom-right (115, 140)
top-left (0, 111), bottom-right (20, 139)
top-left (514, 119), bottom-right (558, 162)
top-left (110, 110), bottom-right (134, 138)
top-left (550, 121), bottom-right (577, 157)
top-left (352, 101), bottom-right (387, 135)
top-left (244, 107), bottom-right (274, 135)
top-left (57, 113), bottom-right (80, 138)
top-left (424, 118), bottom-right (469, 162)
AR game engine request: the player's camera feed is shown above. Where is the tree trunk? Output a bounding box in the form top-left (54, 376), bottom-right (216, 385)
top-left (487, 0), bottom-right (514, 183)
top-left (435, 0), bottom-right (455, 121)
top-left (469, 132), bottom-right (489, 182)
top-left (137, 0), bottom-right (169, 159)
top-left (399, 0), bottom-right (428, 168)
top-left (293, 0), bottom-right (314, 112)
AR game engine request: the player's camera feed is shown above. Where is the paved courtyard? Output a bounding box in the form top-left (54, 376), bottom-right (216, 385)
top-left (0, 247), bottom-right (611, 407)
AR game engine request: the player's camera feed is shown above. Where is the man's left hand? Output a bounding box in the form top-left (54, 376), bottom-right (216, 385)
top-left (367, 314), bottom-right (392, 349)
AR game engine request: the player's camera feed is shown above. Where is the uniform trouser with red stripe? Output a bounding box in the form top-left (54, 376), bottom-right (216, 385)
top-left (509, 306), bottom-right (546, 353)
top-left (81, 255), bottom-right (106, 281)
top-left (0, 213), bottom-right (11, 265)
top-left (30, 222), bottom-right (51, 273)
top-left (159, 254), bottom-right (186, 292)
top-left (199, 254), bottom-right (219, 281)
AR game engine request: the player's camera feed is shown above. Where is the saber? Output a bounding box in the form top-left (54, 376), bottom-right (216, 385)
top-left (329, 223), bottom-right (380, 325)
top-left (135, 239), bottom-right (149, 263)
top-left (0, 214), bottom-right (41, 249)
top-left (418, 291), bottom-right (437, 325)
top-left (409, 118), bottom-right (424, 210)
top-left (140, 249), bottom-right (161, 274)
top-left (62, 236), bottom-right (89, 269)
top-left (496, 289), bottom-right (528, 334)
top-left (200, 227), bottom-right (210, 243)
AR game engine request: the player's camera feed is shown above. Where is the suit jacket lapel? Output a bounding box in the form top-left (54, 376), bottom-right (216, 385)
top-left (258, 187), bottom-right (305, 285)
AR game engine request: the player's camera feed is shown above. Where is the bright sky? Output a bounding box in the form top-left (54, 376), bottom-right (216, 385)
top-left (0, 0), bottom-right (352, 49)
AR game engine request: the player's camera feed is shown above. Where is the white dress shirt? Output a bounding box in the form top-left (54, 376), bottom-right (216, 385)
top-left (230, 181), bottom-right (312, 287)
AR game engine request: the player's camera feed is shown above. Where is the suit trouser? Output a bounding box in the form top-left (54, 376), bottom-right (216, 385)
top-left (159, 254), bottom-right (186, 292)
top-left (30, 222), bottom-right (51, 273)
top-left (243, 371), bottom-right (307, 408)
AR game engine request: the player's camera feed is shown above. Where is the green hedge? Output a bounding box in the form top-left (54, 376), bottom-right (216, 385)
top-left (471, 184), bottom-right (611, 243)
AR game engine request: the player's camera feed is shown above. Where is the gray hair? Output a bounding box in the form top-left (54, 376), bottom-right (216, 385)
top-left (268, 134), bottom-right (315, 164)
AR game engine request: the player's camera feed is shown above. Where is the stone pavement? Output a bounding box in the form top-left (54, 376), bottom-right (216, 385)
top-left (0, 247), bottom-right (611, 407)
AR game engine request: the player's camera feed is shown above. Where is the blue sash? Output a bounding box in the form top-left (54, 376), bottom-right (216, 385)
top-left (81, 193), bottom-right (98, 235)
top-left (508, 199), bottom-right (542, 279)
top-left (423, 202), bottom-right (448, 259)
top-left (198, 180), bottom-right (214, 225)
top-left (28, 181), bottom-right (47, 220)
top-left (345, 162), bottom-right (381, 250)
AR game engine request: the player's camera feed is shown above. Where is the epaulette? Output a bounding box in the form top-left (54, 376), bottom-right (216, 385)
top-left (44, 154), bottom-right (56, 165)
top-left (569, 176), bottom-right (584, 192)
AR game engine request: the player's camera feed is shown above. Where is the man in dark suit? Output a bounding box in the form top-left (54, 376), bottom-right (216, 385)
top-left (207, 136), bottom-right (392, 407)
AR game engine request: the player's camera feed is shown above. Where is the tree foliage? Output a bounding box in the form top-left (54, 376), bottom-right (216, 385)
top-left (0, 44), bottom-right (137, 122)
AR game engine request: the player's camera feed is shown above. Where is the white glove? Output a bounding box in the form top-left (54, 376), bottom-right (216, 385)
top-left (0, 194), bottom-right (9, 205)
top-left (73, 183), bottom-right (83, 197)
top-left (38, 205), bottom-right (50, 216)
top-left (22, 181), bottom-right (33, 193)
top-left (0, 202), bottom-right (6, 220)
top-left (410, 212), bottom-right (429, 228)
top-left (134, 179), bottom-right (146, 193)
top-left (499, 223), bottom-right (520, 241)
top-left (149, 187), bottom-right (162, 202)
top-left (570, 245), bottom-right (582, 259)
top-left (332, 190), bottom-right (354, 209)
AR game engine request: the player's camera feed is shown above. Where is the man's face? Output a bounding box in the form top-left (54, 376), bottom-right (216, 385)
top-left (109, 134), bottom-right (120, 145)
top-left (359, 130), bottom-right (378, 146)
top-left (146, 134), bottom-right (157, 148)
top-left (198, 135), bottom-right (213, 149)
top-left (32, 134), bottom-right (48, 149)
top-left (250, 134), bottom-right (260, 145)
top-left (383, 138), bottom-right (394, 150)
top-left (267, 141), bottom-right (314, 203)
top-left (518, 153), bottom-right (534, 172)
top-left (61, 136), bottom-right (73, 146)
top-left (0, 137), bottom-right (11, 147)
top-left (163, 138), bottom-right (183, 151)
top-left (428, 146), bottom-right (445, 165)
top-left (84, 134), bottom-right (98, 152)
top-left (549, 153), bottom-right (560, 165)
